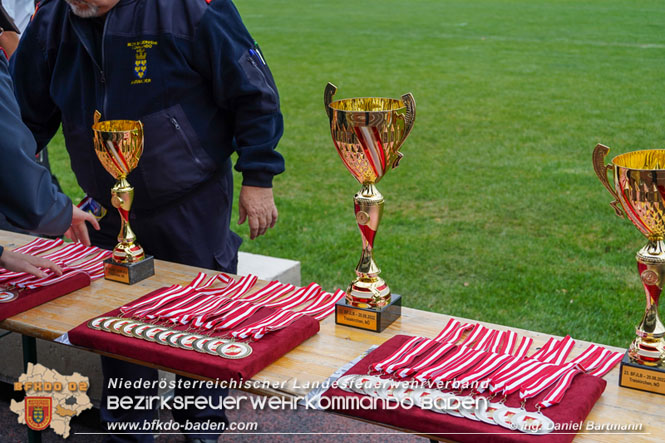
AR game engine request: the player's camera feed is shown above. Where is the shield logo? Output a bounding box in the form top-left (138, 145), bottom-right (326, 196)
top-left (25, 397), bottom-right (52, 431)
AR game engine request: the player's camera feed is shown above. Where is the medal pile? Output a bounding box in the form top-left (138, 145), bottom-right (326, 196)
top-left (0, 238), bottom-right (111, 303)
top-left (331, 318), bottom-right (622, 435)
top-left (87, 272), bottom-right (346, 359)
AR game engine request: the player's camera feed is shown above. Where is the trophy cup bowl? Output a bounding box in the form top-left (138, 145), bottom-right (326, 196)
top-left (92, 113), bottom-right (154, 284)
top-left (593, 144), bottom-right (665, 390)
top-left (325, 83), bottom-right (415, 332)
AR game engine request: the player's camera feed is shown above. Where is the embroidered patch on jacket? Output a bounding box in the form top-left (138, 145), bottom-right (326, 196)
top-left (127, 40), bottom-right (158, 85)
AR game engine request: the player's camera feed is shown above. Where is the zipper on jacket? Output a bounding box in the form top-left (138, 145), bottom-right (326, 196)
top-left (170, 116), bottom-right (205, 169)
top-left (69, 16), bottom-right (107, 117)
top-left (101, 14), bottom-right (109, 117)
top-left (247, 54), bottom-right (277, 99)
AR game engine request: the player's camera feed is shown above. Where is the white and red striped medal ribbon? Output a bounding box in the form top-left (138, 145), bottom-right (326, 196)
top-left (368, 319), bottom-right (469, 374)
top-left (262, 282), bottom-right (322, 310)
top-left (11, 237), bottom-right (63, 256)
top-left (204, 300), bottom-right (263, 331)
top-left (176, 274), bottom-right (258, 324)
top-left (122, 273), bottom-right (225, 318)
top-left (230, 309), bottom-right (304, 340)
top-left (0, 243), bottom-right (94, 283)
top-left (534, 348), bottom-right (623, 409)
top-left (296, 289), bottom-right (346, 320)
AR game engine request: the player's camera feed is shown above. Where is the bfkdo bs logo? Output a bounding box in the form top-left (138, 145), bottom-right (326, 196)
top-left (25, 397), bottom-right (52, 431)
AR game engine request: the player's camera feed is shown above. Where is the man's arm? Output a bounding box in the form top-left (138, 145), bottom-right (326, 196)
top-left (192, 0), bottom-right (285, 239)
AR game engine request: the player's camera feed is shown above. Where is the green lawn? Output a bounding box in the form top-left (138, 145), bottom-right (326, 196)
top-left (47, 0), bottom-right (665, 347)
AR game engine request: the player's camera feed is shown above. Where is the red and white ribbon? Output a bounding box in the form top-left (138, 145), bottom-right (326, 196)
top-left (230, 309), bottom-right (303, 340)
top-left (297, 289), bottom-right (346, 320)
top-left (262, 282), bottom-right (322, 310)
top-left (205, 300), bottom-right (263, 330)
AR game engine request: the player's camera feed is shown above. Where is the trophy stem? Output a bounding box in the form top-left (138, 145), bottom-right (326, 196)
top-left (110, 177), bottom-right (145, 263)
top-left (347, 184), bottom-right (391, 309)
top-left (630, 241), bottom-right (665, 366)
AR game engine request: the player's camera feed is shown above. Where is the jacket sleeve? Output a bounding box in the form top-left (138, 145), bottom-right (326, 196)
top-left (191, 0), bottom-right (284, 187)
top-left (9, 10), bottom-right (62, 153)
top-left (0, 54), bottom-right (72, 235)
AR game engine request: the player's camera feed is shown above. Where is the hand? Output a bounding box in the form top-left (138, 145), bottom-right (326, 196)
top-left (238, 186), bottom-right (278, 240)
top-left (64, 204), bottom-right (101, 246)
top-left (0, 249), bottom-right (63, 278)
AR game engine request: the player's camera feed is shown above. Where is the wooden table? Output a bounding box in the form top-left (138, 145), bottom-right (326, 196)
top-left (0, 231), bottom-right (662, 441)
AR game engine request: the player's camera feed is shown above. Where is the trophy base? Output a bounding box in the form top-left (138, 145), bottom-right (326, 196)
top-left (335, 293), bottom-right (401, 333)
top-left (103, 256), bottom-right (155, 285)
top-left (620, 352), bottom-right (665, 395)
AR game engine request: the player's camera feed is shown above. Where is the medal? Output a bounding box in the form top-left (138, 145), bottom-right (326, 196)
top-left (110, 318), bottom-right (136, 334)
top-left (131, 323), bottom-right (154, 339)
top-left (177, 333), bottom-right (205, 350)
top-left (87, 316), bottom-right (114, 330)
top-left (100, 317), bottom-right (125, 332)
top-left (192, 336), bottom-right (216, 354)
top-left (142, 325), bottom-right (171, 342)
top-left (120, 321), bottom-right (146, 337)
top-left (155, 329), bottom-right (179, 345)
top-left (0, 290), bottom-right (18, 303)
top-left (204, 337), bottom-right (230, 355)
top-left (166, 331), bottom-right (189, 347)
top-left (511, 410), bottom-right (554, 435)
top-left (493, 405), bottom-right (524, 430)
top-left (475, 400), bottom-right (503, 425)
top-left (217, 341), bottom-right (253, 359)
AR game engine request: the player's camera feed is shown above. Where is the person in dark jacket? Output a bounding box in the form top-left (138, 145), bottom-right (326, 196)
top-left (11, 1), bottom-right (285, 441)
top-left (0, 49), bottom-right (99, 274)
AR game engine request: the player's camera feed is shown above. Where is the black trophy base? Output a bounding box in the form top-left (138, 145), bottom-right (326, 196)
top-left (103, 256), bottom-right (155, 285)
top-left (619, 351), bottom-right (665, 395)
top-left (335, 293), bottom-right (401, 333)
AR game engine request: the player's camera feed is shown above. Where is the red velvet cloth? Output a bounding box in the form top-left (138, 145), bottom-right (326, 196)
top-left (68, 287), bottom-right (321, 381)
top-left (0, 271), bottom-right (91, 321)
top-left (322, 335), bottom-right (607, 443)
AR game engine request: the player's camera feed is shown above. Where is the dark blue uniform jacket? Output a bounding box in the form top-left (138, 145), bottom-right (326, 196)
top-left (10, 0), bottom-right (284, 270)
top-left (0, 53), bottom-right (71, 259)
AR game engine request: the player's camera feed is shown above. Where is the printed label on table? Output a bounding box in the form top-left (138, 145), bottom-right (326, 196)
top-left (104, 263), bottom-right (130, 284)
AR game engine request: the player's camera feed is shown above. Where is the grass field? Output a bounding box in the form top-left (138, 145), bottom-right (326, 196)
top-left (48, 0), bottom-right (665, 347)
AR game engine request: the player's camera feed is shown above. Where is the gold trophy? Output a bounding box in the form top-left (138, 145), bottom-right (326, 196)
top-left (325, 83), bottom-right (415, 332)
top-left (593, 144), bottom-right (665, 394)
top-left (92, 111), bottom-right (154, 284)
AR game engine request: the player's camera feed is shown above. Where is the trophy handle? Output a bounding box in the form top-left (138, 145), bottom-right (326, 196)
top-left (400, 92), bottom-right (416, 145)
top-left (592, 143), bottom-right (624, 218)
top-left (94, 110), bottom-right (102, 125)
top-left (324, 82), bottom-right (337, 120)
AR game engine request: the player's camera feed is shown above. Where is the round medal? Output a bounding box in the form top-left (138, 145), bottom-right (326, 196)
top-left (100, 317), bottom-right (124, 332)
top-left (177, 333), bottom-right (205, 350)
top-left (475, 400), bottom-right (502, 425)
top-left (512, 410), bottom-right (554, 435)
top-left (408, 387), bottom-right (437, 408)
top-left (0, 290), bottom-right (17, 303)
top-left (334, 374), bottom-right (359, 393)
top-left (110, 319), bottom-right (136, 334)
top-left (493, 406), bottom-right (524, 430)
top-left (142, 326), bottom-right (171, 342)
top-left (155, 329), bottom-right (179, 345)
top-left (458, 398), bottom-right (481, 421)
top-left (167, 331), bottom-right (189, 347)
top-left (192, 336), bottom-right (216, 354)
top-left (204, 337), bottom-right (230, 355)
top-left (375, 381), bottom-right (405, 403)
top-left (217, 342), bottom-right (252, 359)
top-left (349, 375), bottom-right (382, 396)
top-left (131, 323), bottom-right (155, 339)
top-left (121, 321), bottom-right (146, 337)
top-left (87, 316), bottom-right (113, 330)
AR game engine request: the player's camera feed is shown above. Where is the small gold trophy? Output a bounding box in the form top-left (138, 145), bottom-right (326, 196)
top-left (325, 83), bottom-right (415, 332)
top-left (92, 111), bottom-right (154, 284)
top-left (593, 144), bottom-right (665, 394)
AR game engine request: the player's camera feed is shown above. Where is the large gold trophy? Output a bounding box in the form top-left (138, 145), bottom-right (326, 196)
top-left (325, 83), bottom-right (415, 332)
top-left (92, 111), bottom-right (154, 284)
top-left (593, 144), bottom-right (665, 394)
